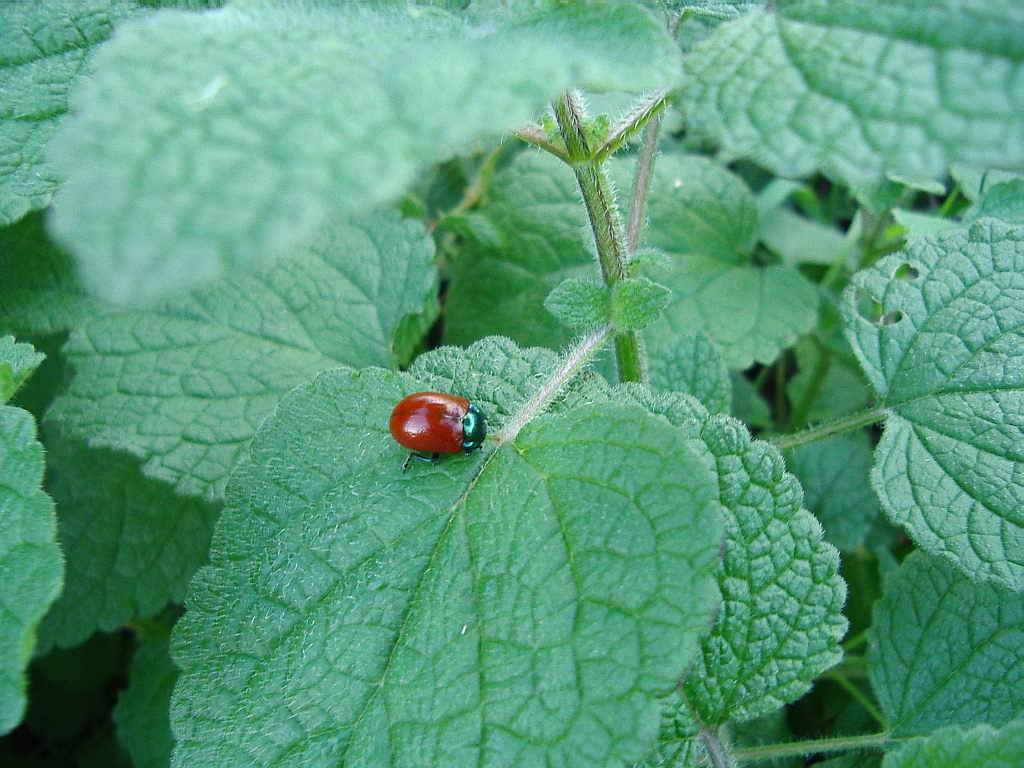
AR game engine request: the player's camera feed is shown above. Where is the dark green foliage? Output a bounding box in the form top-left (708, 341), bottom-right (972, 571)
top-left (2, 1), bottom-right (1023, 766)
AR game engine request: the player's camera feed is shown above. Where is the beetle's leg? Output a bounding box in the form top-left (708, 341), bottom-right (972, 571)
top-left (403, 452), bottom-right (436, 472)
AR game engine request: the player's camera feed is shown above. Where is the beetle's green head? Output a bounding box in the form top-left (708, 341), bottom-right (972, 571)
top-left (462, 403), bottom-right (487, 454)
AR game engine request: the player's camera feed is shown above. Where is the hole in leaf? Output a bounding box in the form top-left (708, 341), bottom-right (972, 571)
top-left (878, 310), bottom-right (904, 326)
top-left (853, 287), bottom-right (904, 326)
top-left (853, 287), bottom-right (883, 323)
top-left (893, 263), bottom-right (920, 280)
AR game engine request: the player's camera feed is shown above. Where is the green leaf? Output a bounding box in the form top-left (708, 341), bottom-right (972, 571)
top-left (758, 205), bottom-right (852, 267)
top-left (882, 721), bottom-right (1024, 768)
top-left (0, 336), bottom-right (45, 404)
top-left (853, 173), bottom-right (946, 217)
top-left (0, 1), bottom-right (136, 225)
top-left (786, 433), bottom-right (880, 552)
top-left (170, 339), bottom-right (723, 767)
top-left (640, 155), bottom-right (759, 260)
top-left (638, 154), bottom-right (818, 368)
top-left (636, 691), bottom-right (700, 768)
top-left (891, 209), bottom-right (961, 237)
top-left (612, 277), bottom-right (672, 332)
top-left (0, 403), bottom-right (63, 734)
top-left (629, 247), bottom-right (674, 275)
top-left (449, 151), bottom-right (815, 369)
top-left (843, 220), bottom-right (1024, 591)
top-left (542, 274), bottom-right (669, 335)
top-left (680, 412), bottom-right (847, 723)
top-left (966, 180), bottom-right (1024, 226)
top-left (0, 212), bottom-right (107, 337)
top-left (610, 387), bottom-right (847, 725)
top-left (869, 552), bottom-right (1024, 737)
top-left (950, 164), bottom-right (1024, 202)
top-left (679, 1), bottom-right (1024, 184)
top-left (50, 1), bottom-right (680, 303)
top-left (544, 278), bottom-right (611, 331)
top-left (115, 637), bottom-right (177, 768)
top-left (647, 331), bottom-right (732, 415)
top-left (37, 442), bottom-right (218, 651)
top-left (47, 210), bottom-right (436, 499)
top-left (819, 756), bottom-right (882, 768)
top-left (446, 152), bottom-right (596, 351)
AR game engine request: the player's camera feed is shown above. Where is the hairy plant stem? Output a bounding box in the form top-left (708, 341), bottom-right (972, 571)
top-left (626, 109), bottom-right (662, 252)
top-left (553, 90), bottom-right (647, 384)
top-left (680, 686), bottom-right (737, 768)
top-left (500, 325), bottom-right (612, 444)
top-left (732, 732), bottom-right (892, 763)
top-left (625, 12), bottom-right (679, 252)
top-left (700, 728), bottom-right (737, 768)
top-left (592, 90), bottom-right (669, 165)
top-left (553, 92), bottom-right (629, 279)
top-left (512, 122), bottom-right (570, 163)
top-left (769, 406), bottom-right (887, 451)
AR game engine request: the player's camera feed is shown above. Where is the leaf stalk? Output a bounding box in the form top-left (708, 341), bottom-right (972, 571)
top-left (769, 406), bottom-right (887, 451)
top-left (625, 11), bottom-right (681, 251)
top-left (513, 122), bottom-right (570, 163)
top-left (499, 325), bottom-right (612, 444)
top-left (625, 111), bottom-right (663, 253)
top-left (700, 727), bottom-right (738, 768)
top-left (592, 90), bottom-right (669, 165)
top-left (732, 731), bottom-right (892, 763)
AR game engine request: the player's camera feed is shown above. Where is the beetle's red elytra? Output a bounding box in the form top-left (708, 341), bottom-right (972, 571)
top-left (390, 391), bottom-right (468, 454)
top-left (389, 392), bottom-right (488, 470)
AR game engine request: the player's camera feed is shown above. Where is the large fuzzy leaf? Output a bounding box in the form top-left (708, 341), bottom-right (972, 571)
top-left (844, 220), bottom-right (1024, 590)
top-left (679, 1), bottom-right (1024, 184)
top-left (49, 1), bottom-right (680, 303)
top-left (639, 154), bottom-right (818, 368)
top-left (36, 442), bottom-right (218, 652)
top-left (47, 210), bottom-right (437, 500)
top-left (869, 552), bottom-right (1024, 737)
top-left (0, 343), bottom-right (62, 734)
top-left (613, 388), bottom-right (847, 725)
top-left (882, 721), bottom-right (1024, 768)
top-left (169, 339), bottom-right (723, 767)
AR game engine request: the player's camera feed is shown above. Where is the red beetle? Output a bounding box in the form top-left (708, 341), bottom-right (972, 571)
top-left (389, 392), bottom-right (487, 470)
